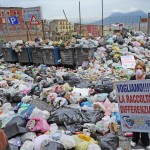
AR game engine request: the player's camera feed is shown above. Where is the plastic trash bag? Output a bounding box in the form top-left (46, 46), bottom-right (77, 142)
top-left (4, 116), bottom-right (27, 139)
top-left (73, 135), bottom-right (97, 150)
top-left (26, 117), bottom-right (50, 133)
top-left (53, 97), bottom-right (68, 108)
top-left (95, 78), bottom-right (113, 93)
top-left (88, 143), bottom-right (102, 150)
top-left (21, 132), bottom-right (37, 142)
top-left (49, 108), bottom-right (103, 133)
top-left (99, 133), bottom-right (119, 150)
top-left (112, 112), bottom-right (120, 123)
top-left (108, 90), bottom-right (117, 103)
top-left (99, 38), bottom-right (106, 46)
top-left (76, 80), bottom-right (95, 88)
top-left (20, 140), bottom-right (34, 150)
top-left (66, 75), bottom-right (82, 87)
top-left (40, 141), bottom-right (64, 150)
top-left (60, 134), bottom-right (76, 149)
top-left (93, 93), bottom-right (108, 102)
top-left (81, 110), bottom-right (104, 123)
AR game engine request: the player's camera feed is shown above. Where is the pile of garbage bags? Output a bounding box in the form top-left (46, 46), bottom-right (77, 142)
top-left (0, 30), bottom-right (150, 150)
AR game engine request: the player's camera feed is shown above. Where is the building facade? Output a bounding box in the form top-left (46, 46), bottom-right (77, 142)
top-left (0, 7), bottom-right (43, 41)
top-left (74, 24), bottom-right (102, 37)
top-left (50, 19), bottom-right (74, 35)
top-left (0, 7), bottom-right (24, 32)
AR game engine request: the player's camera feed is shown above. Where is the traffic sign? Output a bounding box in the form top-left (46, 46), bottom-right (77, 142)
top-left (23, 6), bottom-right (42, 22)
top-left (30, 15), bottom-right (40, 25)
top-left (8, 16), bottom-right (19, 25)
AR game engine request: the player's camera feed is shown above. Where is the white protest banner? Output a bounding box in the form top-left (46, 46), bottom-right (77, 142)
top-left (121, 55), bottom-right (136, 69)
top-left (23, 6), bottom-right (42, 22)
top-left (115, 80), bottom-right (150, 132)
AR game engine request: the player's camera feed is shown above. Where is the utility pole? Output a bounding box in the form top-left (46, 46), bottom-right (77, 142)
top-left (42, 20), bottom-right (45, 40)
top-left (101, 0), bottom-right (104, 37)
top-left (139, 16), bottom-right (141, 31)
top-left (79, 1), bottom-right (81, 35)
top-left (148, 13), bottom-right (150, 36)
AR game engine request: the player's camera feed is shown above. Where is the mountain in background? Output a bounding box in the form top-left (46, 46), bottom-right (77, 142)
top-left (92, 10), bottom-right (147, 25)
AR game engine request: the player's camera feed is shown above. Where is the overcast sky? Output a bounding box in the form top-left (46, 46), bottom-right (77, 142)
top-left (0, 0), bottom-right (149, 21)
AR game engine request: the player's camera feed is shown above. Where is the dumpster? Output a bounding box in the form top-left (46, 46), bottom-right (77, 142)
top-left (18, 47), bottom-right (33, 63)
top-left (59, 48), bottom-right (75, 66)
top-left (42, 47), bottom-right (60, 65)
top-left (32, 46), bottom-right (43, 64)
top-left (74, 47), bottom-right (96, 66)
top-left (2, 47), bottom-right (18, 62)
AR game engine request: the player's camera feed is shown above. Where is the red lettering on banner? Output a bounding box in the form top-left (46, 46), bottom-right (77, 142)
top-left (122, 95), bottom-right (125, 103)
top-left (126, 95), bottom-right (129, 103)
top-left (119, 106), bottom-right (150, 114)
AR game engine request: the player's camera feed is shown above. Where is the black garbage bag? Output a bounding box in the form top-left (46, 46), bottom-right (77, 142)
top-left (76, 80), bottom-right (95, 88)
top-left (35, 76), bottom-right (42, 82)
top-left (39, 80), bottom-right (50, 88)
top-left (31, 84), bottom-right (42, 95)
top-left (48, 108), bottom-right (82, 125)
top-left (12, 92), bottom-right (25, 102)
top-left (40, 141), bottom-right (64, 150)
top-left (64, 122), bottom-right (83, 134)
top-left (106, 47), bottom-right (112, 54)
top-left (112, 58), bottom-right (119, 63)
top-left (4, 116), bottom-right (27, 129)
top-left (81, 110), bottom-right (104, 123)
top-left (66, 75), bottom-right (82, 87)
top-left (57, 92), bottom-right (66, 97)
top-left (49, 108), bottom-right (104, 133)
top-left (0, 91), bottom-right (8, 103)
top-left (95, 78), bottom-right (113, 93)
top-left (4, 116), bottom-right (27, 139)
top-left (105, 55), bottom-right (112, 61)
top-left (98, 133), bottom-right (119, 150)
top-left (114, 36), bottom-right (125, 45)
top-left (5, 92), bottom-right (25, 103)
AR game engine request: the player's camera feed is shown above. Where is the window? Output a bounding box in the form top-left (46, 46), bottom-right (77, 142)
top-left (1, 10), bottom-right (4, 16)
top-left (7, 10), bottom-right (10, 16)
top-left (60, 22), bottom-right (62, 25)
top-left (3, 27), bottom-right (7, 31)
top-left (2, 18), bottom-right (5, 23)
top-left (16, 26), bottom-right (20, 31)
top-left (14, 11), bottom-right (19, 16)
top-left (69, 26), bottom-right (71, 29)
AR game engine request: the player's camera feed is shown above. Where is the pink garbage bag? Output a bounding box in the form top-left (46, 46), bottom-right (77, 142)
top-left (26, 117), bottom-right (50, 133)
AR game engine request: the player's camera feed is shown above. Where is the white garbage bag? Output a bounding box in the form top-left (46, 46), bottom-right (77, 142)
top-left (60, 134), bottom-right (76, 149)
top-left (87, 143), bottom-right (101, 150)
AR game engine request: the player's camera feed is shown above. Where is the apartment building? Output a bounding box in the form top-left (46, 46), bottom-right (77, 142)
top-left (50, 19), bottom-right (74, 35)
